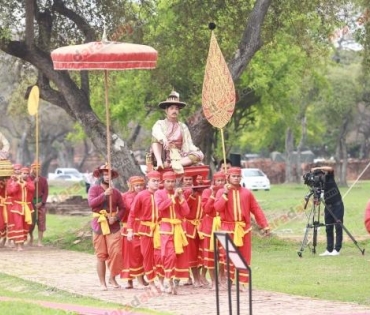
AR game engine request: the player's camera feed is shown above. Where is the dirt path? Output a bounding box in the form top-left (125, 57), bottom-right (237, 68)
top-left (1, 246), bottom-right (370, 315)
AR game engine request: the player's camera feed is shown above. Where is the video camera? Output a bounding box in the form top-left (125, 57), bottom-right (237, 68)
top-left (303, 170), bottom-right (325, 188)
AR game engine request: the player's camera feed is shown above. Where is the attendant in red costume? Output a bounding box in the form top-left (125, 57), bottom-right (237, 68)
top-left (0, 177), bottom-right (11, 247)
top-left (29, 162), bottom-right (49, 247)
top-left (88, 164), bottom-right (126, 291)
top-left (127, 171), bottom-right (164, 294)
top-left (182, 173), bottom-right (204, 287)
top-left (365, 199), bottom-right (370, 234)
top-left (7, 167), bottom-right (35, 251)
top-left (120, 176), bottom-right (146, 289)
top-left (154, 171), bottom-right (190, 294)
top-left (3, 164), bottom-right (22, 248)
top-left (200, 171), bottom-right (226, 289)
top-left (214, 167), bottom-right (270, 285)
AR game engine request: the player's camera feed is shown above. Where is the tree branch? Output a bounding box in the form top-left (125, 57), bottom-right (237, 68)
top-left (51, 0), bottom-right (94, 98)
top-left (229, 0), bottom-right (272, 80)
top-left (52, 0), bottom-right (97, 42)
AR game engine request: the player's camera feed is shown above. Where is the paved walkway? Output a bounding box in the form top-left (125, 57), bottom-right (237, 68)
top-left (1, 246), bottom-right (370, 315)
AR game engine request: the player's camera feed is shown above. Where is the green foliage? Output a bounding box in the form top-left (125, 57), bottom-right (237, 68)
top-left (310, 62), bottom-right (361, 153)
top-left (1, 0), bottom-right (367, 160)
top-left (238, 33), bottom-right (329, 152)
top-left (65, 123), bottom-right (86, 142)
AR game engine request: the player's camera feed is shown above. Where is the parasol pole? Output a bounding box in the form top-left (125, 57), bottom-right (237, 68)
top-left (220, 128), bottom-right (228, 174)
top-left (104, 70), bottom-right (113, 215)
top-left (36, 108), bottom-right (39, 188)
top-left (28, 86), bottom-right (40, 222)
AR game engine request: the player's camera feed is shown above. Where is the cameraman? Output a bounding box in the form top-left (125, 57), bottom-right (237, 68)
top-left (311, 165), bottom-right (344, 256)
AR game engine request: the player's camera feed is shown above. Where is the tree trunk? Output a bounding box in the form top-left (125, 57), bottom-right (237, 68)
top-left (335, 117), bottom-right (349, 186)
top-left (296, 116), bottom-right (307, 183)
top-left (285, 127), bottom-right (294, 183)
top-left (340, 137), bottom-right (348, 186)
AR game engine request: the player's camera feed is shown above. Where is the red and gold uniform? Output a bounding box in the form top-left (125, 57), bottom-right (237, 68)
top-left (214, 167), bottom-right (269, 284)
top-left (4, 164), bottom-right (22, 241)
top-left (120, 176), bottom-right (145, 282)
top-left (155, 171), bottom-right (190, 281)
top-left (0, 179), bottom-right (10, 238)
top-left (200, 172), bottom-right (226, 270)
top-left (183, 188), bottom-right (204, 269)
top-left (127, 171), bottom-right (164, 283)
top-left (7, 167), bottom-right (35, 245)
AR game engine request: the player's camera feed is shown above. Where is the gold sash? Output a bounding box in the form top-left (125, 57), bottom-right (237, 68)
top-left (92, 210), bottom-right (117, 235)
top-left (233, 221), bottom-right (252, 246)
top-left (0, 197), bottom-right (10, 223)
top-left (141, 221), bottom-right (161, 249)
top-left (209, 215), bottom-right (221, 250)
top-left (161, 218), bottom-right (188, 254)
top-left (187, 218), bottom-right (203, 239)
top-left (15, 201), bottom-right (32, 224)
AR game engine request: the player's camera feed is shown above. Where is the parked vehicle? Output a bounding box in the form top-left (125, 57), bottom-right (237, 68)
top-left (53, 174), bottom-right (84, 182)
top-left (240, 168), bottom-right (270, 191)
top-left (48, 168), bottom-right (84, 180)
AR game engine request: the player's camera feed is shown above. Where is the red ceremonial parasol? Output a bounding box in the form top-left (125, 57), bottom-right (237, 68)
top-left (51, 38), bottom-right (157, 213)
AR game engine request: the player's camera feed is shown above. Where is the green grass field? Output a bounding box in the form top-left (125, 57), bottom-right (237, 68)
top-left (0, 273), bottom-right (162, 315)
top-left (253, 180), bottom-right (370, 238)
top-left (251, 181), bottom-right (370, 305)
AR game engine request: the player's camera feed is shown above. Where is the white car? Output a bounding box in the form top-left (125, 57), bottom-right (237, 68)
top-left (240, 168), bottom-right (270, 191)
top-left (53, 174), bottom-right (84, 182)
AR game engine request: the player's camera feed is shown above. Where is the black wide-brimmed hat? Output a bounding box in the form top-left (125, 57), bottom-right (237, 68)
top-left (158, 90), bottom-right (187, 109)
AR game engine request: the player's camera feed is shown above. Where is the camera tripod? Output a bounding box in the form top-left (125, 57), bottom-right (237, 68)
top-left (297, 187), bottom-right (365, 258)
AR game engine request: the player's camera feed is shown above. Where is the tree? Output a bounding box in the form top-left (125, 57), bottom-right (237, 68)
top-left (0, 0), bottom-right (352, 187)
top-left (314, 63), bottom-right (361, 185)
top-left (0, 0), bottom-right (273, 186)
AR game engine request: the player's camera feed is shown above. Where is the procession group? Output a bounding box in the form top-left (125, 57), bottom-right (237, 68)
top-left (0, 90), bottom-right (271, 296)
top-left (89, 163), bottom-right (271, 294)
top-left (0, 162), bottom-right (48, 251)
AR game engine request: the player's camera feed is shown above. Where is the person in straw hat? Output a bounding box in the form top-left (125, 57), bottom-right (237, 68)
top-left (88, 163), bottom-right (125, 290)
top-left (151, 90), bottom-right (204, 174)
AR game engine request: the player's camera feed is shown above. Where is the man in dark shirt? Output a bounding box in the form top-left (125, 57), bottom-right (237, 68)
top-left (88, 164), bottom-right (126, 290)
top-left (311, 165), bottom-right (344, 256)
top-left (29, 162), bottom-right (49, 247)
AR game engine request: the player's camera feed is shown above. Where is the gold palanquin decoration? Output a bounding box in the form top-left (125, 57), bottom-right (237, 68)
top-left (202, 32), bottom-right (236, 129)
